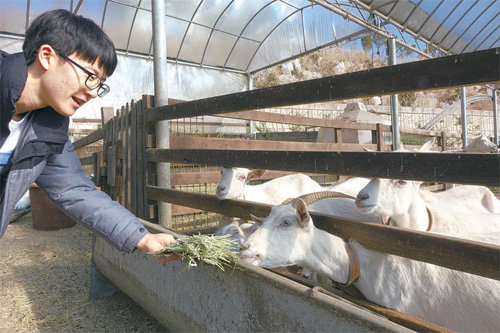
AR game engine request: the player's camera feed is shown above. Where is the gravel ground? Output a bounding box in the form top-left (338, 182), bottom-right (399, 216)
top-left (0, 213), bottom-right (167, 332)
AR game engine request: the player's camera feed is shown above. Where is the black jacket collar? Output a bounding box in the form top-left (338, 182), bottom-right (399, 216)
top-left (0, 52), bottom-right (28, 146)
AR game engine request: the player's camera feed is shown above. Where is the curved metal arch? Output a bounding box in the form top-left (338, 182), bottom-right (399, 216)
top-left (427, 0), bottom-right (463, 42)
top-left (175, 0), bottom-right (204, 60)
top-left (101, 0), bottom-right (109, 29)
top-left (448, 0), bottom-right (496, 52)
top-left (125, 0), bottom-right (143, 55)
top-left (25, 0), bottom-right (30, 33)
top-left (460, 10), bottom-right (499, 53)
top-left (436, 0), bottom-right (480, 47)
top-left (73, 0), bottom-right (83, 14)
top-left (384, 0), bottom-right (399, 18)
top-left (423, 95), bottom-right (500, 131)
top-left (222, 0), bottom-right (280, 69)
top-left (414, 0), bottom-right (444, 35)
top-left (373, 0), bottom-right (397, 11)
top-left (300, 7), bottom-right (306, 51)
top-left (244, 4), bottom-right (315, 72)
top-left (350, 0), bottom-right (449, 56)
top-left (476, 24), bottom-right (500, 50)
top-left (400, 0), bottom-right (423, 28)
top-left (247, 28), bottom-right (369, 74)
top-left (199, 0), bottom-right (235, 66)
top-left (281, 0), bottom-right (300, 10)
top-left (487, 34), bottom-right (500, 49)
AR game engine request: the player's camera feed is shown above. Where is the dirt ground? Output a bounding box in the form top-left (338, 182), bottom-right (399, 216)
top-left (0, 213), bottom-right (167, 332)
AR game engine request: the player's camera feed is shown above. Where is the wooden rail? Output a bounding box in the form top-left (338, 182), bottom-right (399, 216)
top-left (72, 128), bottom-right (104, 149)
top-left (215, 110), bottom-right (391, 131)
top-left (146, 48), bottom-right (500, 122)
top-left (170, 170), bottom-right (323, 186)
top-left (147, 149), bottom-right (500, 186)
top-left (170, 136), bottom-right (390, 151)
top-left (146, 187), bottom-right (500, 282)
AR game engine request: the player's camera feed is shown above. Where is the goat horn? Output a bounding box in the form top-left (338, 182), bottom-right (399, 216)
top-left (297, 191), bottom-right (357, 206)
top-left (281, 198), bottom-right (295, 204)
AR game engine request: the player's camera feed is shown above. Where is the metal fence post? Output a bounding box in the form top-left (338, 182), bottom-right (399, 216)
top-left (460, 87), bottom-right (468, 149)
top-left (152, 0), bottom-right (172, 228)
top-left (388, 37), bottom-right (400, 151)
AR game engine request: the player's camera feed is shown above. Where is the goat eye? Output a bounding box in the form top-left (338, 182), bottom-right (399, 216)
top-left (396, 180), bottom-right (407, 186)
top-left (281, 220), bottom-right (290, 227)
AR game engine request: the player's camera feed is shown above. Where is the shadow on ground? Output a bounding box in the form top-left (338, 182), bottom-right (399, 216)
top-left (0, 213), bottom-right (167, 332)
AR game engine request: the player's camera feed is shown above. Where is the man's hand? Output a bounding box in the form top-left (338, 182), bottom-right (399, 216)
top-left (136, 232), bottom-right (176, 253)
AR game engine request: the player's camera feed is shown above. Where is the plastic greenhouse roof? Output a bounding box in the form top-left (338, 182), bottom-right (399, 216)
top-left (0, 0), bottom-right (499, 74)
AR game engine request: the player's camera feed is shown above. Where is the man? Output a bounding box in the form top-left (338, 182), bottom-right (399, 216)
top-left (0, 9), bottom-right (175, 255)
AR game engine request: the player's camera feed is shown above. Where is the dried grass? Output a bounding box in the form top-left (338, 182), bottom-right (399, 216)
top-left (156, 234), bottom-right (239, 271)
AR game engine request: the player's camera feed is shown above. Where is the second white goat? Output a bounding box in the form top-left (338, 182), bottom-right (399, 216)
top-left (240, 193), bottom-right (500, 332)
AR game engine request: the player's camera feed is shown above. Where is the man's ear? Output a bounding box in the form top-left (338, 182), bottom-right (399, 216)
top-left (37, 44), bottom-right (57, 71)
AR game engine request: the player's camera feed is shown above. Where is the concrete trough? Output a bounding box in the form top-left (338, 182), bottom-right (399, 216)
top-left (92, 235), bottom-right (412, 332)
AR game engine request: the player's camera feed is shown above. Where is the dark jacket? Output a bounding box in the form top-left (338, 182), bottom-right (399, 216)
top-left (0, 52), bottom-right (147, 252)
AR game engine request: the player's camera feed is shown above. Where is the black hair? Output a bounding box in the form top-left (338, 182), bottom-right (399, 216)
top-left (23, 9), bottom-right (117, 77)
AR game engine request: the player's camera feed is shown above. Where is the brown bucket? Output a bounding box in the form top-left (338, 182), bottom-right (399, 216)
top-left (29, 185), bottom-right (77, 230)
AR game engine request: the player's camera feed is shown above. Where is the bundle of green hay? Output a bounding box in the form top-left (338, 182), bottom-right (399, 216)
top-left (155, 233), bottom-right (240, 271)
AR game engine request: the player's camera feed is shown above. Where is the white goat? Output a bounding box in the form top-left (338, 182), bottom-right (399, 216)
top-left (216, 167), bottom-right (370, 202)
top-left (240, 194), bottom-right (500, 332)
top-left (215, 221), bottom-right (259, 248)
top-left (463, 135), bottom-right (498, 153)
top-left (356, 178), bottom-right (500, 233)
top-left (216, 168), bottom-right (324, 203)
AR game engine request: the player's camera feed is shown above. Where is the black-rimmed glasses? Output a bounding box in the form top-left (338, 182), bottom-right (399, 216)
top-left (56, 51), bottom-right (110, 97)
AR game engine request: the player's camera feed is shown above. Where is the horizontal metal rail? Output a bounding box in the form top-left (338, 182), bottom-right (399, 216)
top-left (146, 149), bottom-right (500, 186)
top-left (146, 48), bottom-right (500, 122)
top-left (146, 186), bottom-right (500, 282)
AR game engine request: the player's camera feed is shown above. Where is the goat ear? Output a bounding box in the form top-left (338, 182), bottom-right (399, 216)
top-left (247, 169), bottom-right (266, 180)
top-left (240, 222), bottom-right (259, 236)
top-left (293, 198), bottom-right (311, 228)
top-left (362, 147), bottom-right (374, 152)
top-left (249, 214), bottom-right (265, 225)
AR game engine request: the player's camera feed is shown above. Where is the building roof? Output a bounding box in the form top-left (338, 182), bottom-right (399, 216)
top-left (1, 0), bottom-right (498, 74)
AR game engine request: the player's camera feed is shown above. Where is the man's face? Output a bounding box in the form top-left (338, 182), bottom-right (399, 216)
top-left (41, 51), bottom-right (106, 117)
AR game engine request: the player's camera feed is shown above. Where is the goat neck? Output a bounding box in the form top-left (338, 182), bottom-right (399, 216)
top-left (388, 191), bottom-right (431, 231)
top-left (304, 227), bottom-right (353, 286)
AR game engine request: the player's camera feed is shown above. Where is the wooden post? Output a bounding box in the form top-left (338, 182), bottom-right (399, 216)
top-left (130, 100), bottom-right (138, 215)
top-left (376, 123), bottom-right (384, 151)
top-left (136, 99), bottom-right (145, 220)
top-left (101, 107), bottom-right (114, 128)
top-left (334, 128), bottom-right (342, 144)
top-left (141, 95), bottom-right (157, 222)
top-left (441, 131), bottom-right (447, 151)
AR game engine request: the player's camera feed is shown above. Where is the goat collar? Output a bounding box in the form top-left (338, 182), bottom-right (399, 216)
top-left (340, 242), bottom-right (360, 287)
top-left (382, 207), bottom-right (433, 232)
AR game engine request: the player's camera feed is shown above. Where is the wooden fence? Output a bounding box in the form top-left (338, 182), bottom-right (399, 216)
top-left (74, 48), bottom-right (500, 283)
